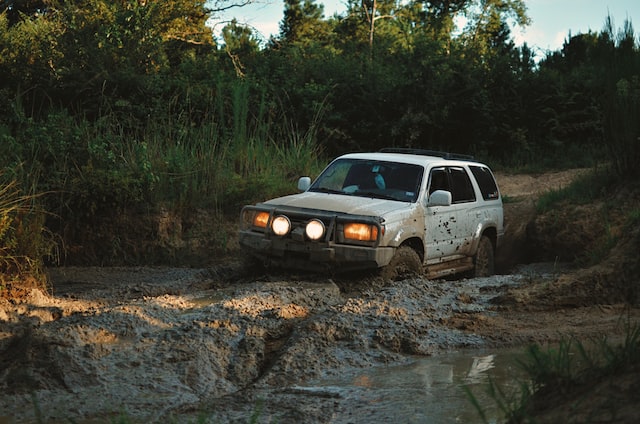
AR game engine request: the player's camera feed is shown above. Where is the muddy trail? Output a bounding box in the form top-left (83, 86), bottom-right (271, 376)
top-left (1, 169), bottom-right (639, 423)
top-left (0, 265), bottom-right (561, 423)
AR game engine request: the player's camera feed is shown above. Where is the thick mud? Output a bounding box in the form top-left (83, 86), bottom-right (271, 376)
top-left (1, 169), bottom-right (639, 423)
top-left (0, 262), bottom-right (637, 423)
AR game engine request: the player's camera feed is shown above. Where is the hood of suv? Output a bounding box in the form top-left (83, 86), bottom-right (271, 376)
top-left (262, 192), bottom-right (411, 216)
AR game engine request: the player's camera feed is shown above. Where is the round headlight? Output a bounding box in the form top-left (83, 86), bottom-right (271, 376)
top-left (271, 215), bottom-right (291, 236)
top-left (305, 219), bottom-right (325, 240)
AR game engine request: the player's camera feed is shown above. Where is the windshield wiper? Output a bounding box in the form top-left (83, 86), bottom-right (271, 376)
top-left (355, 191), bottom-right (398, 201)
top-left (309, 187), bottom-right (345, 194)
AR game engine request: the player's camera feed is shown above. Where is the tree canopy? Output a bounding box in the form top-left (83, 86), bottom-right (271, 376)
top-left (1, 0), bottom-right (638, 201)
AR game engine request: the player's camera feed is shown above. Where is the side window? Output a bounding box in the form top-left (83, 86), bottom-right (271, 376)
top-left (469, 165), bottom-right (500, 200)
top-left (449, 167), bottom-right (476, 203)
top-left (428, 168), bottom-right (449, 195)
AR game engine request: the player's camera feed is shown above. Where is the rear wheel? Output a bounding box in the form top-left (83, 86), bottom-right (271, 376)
top-left (473, 236), bottom-right (495, 277)
top-left (381, 246), bottom-right (423, 281)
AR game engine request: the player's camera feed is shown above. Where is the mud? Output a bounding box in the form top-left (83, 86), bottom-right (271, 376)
top-left (0, 168), bottom-right (639, 423)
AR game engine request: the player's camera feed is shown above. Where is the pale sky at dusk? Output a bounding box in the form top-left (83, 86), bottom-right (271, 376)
top-left (212, 0), bottom-right (638, 57)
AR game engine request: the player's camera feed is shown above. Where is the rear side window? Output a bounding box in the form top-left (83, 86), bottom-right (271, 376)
top-left (449, 167), bottom-right (476, 203)
top-left (469, 165), bottom-right (500, 200)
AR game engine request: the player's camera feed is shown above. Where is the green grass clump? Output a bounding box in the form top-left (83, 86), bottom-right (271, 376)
top-left (0, 179), bottom-right (53, 298)
top-left (535, 169), bottom-right (616, 214)
top-left (467, 322), bottom-right (640, 423)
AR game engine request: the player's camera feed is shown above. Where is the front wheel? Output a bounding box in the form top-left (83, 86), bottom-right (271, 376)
top-left (381, 246), bottom-right (423, 281)
top-left (473, 236), bottom-right (495, 277)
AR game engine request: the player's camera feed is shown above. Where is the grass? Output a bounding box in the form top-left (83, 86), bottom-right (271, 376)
top-left (535, 168), bottom-right (617, 214)
top-left (0, 89), bottom-right (328, 269)
top-left (0, 178), bottom-right (52, 298)
top-left (467, 321), bottom-right (640, 423)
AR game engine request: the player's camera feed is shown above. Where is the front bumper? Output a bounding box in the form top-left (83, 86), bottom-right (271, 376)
top-left (238, 230), bottom-right (395, 272)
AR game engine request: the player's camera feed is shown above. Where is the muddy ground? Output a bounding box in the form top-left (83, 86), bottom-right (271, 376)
top-left (1, 169), bottom-right (639, 423)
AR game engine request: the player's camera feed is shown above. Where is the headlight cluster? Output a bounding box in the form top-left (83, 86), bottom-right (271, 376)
top-left (251, 211), bottom-right (270, 228)
top-left (344, 223), bottom-right (379, 241)
top-left (245, 210), bottom-right (381, 243)
top-left (248, 211), bottom-right (326, 241)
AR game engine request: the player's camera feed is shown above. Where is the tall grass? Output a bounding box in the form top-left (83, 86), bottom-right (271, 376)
top-left (535, 169), bottom-right (616, 214)
top-left (0, 80), bottom-right (327, 268)
top-left (0, 179), bottom-right (52, 297)
top-left (136, 87), bottom-right (326, 213)
top-left (603, 79), bottom-right (640, 180)
top-left (467, 322), bottom-right (640, 423)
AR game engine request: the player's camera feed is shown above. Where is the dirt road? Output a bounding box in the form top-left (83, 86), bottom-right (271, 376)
top-left (1, 169), bottom-right (638, 423)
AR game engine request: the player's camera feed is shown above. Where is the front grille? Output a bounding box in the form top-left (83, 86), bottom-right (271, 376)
top-left (276, 210), bottom-right (335, 243)
top-left (244, 205), bottom-right (383, 247)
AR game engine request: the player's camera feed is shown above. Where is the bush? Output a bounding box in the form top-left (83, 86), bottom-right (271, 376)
top-left (0, 180), bottom-right (53, 298)
top-left (604, 78), bottom-right (640, 179)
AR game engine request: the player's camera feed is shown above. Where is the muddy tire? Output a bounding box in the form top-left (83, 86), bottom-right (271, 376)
top-left (381, 246), bottom-right (423, 281)
top-left (473, 236), bottom-right (495, 277)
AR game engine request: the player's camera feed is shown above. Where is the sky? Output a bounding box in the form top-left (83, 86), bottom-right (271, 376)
top-left (211, 0), bottom-right (639, 56)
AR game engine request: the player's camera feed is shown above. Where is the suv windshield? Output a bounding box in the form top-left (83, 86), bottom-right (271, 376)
top-left (309, 159), bottom-right (424, 202)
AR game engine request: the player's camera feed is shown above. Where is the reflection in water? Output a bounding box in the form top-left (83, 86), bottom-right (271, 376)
top-left (466, 354), bottom-right (496, 384)
top-left (301, 349), bottom-right (524, 423)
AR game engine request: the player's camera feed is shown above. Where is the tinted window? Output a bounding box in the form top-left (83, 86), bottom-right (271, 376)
top-left (428, 168), bottom-right (450, 195)
top-left (386, 164), bottom-right (424, 198)
top-left (449, 167), bottom-right (476, 203)
top-left (469, 165), bottom-right (500, 200)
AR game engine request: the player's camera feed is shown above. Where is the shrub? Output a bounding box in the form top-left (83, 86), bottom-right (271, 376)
top-left (0, 180), bottom-right (53, 298)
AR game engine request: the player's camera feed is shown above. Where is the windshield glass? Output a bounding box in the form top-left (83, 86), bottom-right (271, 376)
top-left (309, 159), bottom-right (424, 202)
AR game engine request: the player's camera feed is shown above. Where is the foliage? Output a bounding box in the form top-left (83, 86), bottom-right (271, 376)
top-left (0, 179), bottom-right (53, 298)
top-left (535, 169), bottom-right (616, 214)
top-left (603, 77), bottom-right (640, 179)
top-left (0, 0), bottom-right (640, 269)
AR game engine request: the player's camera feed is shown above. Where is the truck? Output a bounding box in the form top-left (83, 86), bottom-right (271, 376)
top-left (239, 148), bottom-right (504, 279)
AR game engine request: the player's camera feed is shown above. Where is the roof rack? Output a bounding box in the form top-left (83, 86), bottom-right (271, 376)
top-left (378, 148), bottom-right (476, 162)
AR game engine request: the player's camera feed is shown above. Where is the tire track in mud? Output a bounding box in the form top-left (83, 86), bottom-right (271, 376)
top-left (0, 265), bottom-right (528, 422)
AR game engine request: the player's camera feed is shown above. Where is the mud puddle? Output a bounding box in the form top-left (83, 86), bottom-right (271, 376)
top-left (287, 348), bottom-right (526, 423)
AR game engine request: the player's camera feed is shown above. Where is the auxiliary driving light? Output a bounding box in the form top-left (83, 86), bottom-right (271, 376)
top-left (271, 215), bottom-right (291, 236)
top-left (305, 219), bottom-right (325, 240)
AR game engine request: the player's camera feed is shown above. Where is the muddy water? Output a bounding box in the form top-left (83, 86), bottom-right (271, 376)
top-left (299, 348), bottom-right (526, 423)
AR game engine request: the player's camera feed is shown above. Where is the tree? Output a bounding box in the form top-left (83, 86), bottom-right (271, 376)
top-left (278, 0), bottom-right (329, 46)
top-left (0, 0), bottom-right (217, 119)
top-left (459, 0), bottom-right (529, 61)
top-left (221, 18), bottom-right (260, 77)
top-left (416, 0), bottom-right (471, 50)
top-left (1, 0), bottom-right (49, 25)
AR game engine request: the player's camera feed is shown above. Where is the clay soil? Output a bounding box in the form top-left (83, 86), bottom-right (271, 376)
top-left (1, 169), bottom-right (639, 423)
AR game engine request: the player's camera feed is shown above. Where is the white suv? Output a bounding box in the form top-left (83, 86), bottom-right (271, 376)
top-left (239, 148), bottom-right (504, 279)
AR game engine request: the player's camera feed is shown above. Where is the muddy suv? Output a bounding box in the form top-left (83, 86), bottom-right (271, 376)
top-left (239, 148), bottom-right (504, 279)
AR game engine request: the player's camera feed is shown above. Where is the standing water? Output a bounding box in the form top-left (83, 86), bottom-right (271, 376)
top-left (297, 348), bottom-right (527, 423)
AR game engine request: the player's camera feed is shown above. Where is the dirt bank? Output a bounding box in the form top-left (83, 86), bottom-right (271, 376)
top-left (0, 169), bottom-right (639, 423)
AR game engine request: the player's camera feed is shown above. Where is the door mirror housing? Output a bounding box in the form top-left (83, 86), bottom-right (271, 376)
top-left (428, 190), bottom-right (452, 207)
top-left (297, 176), bottom-right (311, 192)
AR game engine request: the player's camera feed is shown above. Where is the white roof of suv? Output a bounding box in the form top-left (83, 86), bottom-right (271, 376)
top-left (338, 149), bottom-right (483, 168)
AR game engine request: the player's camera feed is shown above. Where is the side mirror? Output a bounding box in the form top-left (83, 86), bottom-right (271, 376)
top-left (297, 176), bottom-right (311, 192)
top-left (427, 190), bottom-right (452, 206)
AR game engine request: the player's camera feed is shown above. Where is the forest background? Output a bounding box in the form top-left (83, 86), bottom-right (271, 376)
top-left (0, 0), bottom-right (639, 286)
